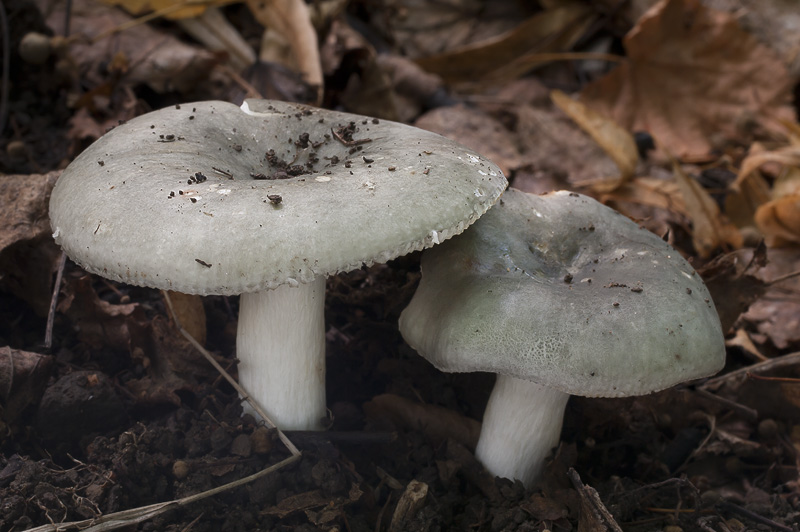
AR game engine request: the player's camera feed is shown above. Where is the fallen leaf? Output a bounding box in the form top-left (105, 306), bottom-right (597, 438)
top-left (726, 168), bottom-right (771, 232)
top-left (246, 0), bottom-right (323, 101)
top-left (416, 3), bottom-right (594, 83)
top-left (0, 347), bottom-right (53, 426)
top-left (125, 314), bottom-right (220, 406)
top-left (363, 393), bottom-right (481, 450)
top-left (68, 107), bottom-right (124, 144)
top-left (0, 171), bottom-right (61, 316)
top-left (741, 248), bottom-right (800, 349)
top-left (372, 0), bottom-right (522, 61)
top-left (40, 0), bottom-right (218, 93)
top-left (751, 160), bottom-right (800, 246)
top-left (596, 176), bottom-right (686, 216)
top-left (164, 291), bottom-right (206, 347)
top-left (480, 83), bottom-right (621, 186)
top-left (264, 484), bottom-right (362, 519)
top-left (520, 493), bottom-right (570, 522)
top-left (673, 162), bottom-right (743, 257)
top-left (551, 89), bottom-right (639, 192)
top-left (175, 7), bottom-right (256, 71)
top-left (737, 146), bottom-right (800, 186)
top-left (414, 104), bottom-right (521, 176)
top-left (592, 0), bottom-right (800, 78)
top-left (58, 275), bottom-right (149, 351)
top-left (755, 193), bottom-right (800, 247)
top-left (96, 0), bottom-right (234, 19)
top-left (699, 245), bottom-right (767, 333)
top-left (725, 328), bottom-right (767, 362)
top-left (581, 0), bottom-right (795, 161)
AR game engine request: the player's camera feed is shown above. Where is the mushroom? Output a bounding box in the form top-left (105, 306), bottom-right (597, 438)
top-left (49, 99), bottom-right (507, 430)
top-left (399, 188), bottom-right (726, 486)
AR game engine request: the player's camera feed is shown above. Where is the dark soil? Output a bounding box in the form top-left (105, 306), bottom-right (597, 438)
top-left (2, 1), bottom-right (800, 531)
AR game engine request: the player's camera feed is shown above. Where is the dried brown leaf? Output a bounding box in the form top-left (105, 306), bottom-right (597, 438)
top-left (755, 194), bottom-right (800, 247)
top-left (737, 146), bottom-right (800, 186)
top-left (164, 291), bottom-right (206, 346)
top-left (0, 347), bottom-right (53, 425)
top-left (725, 328), bottom-right (767, 362)
top-left (246, 0), bottom-right (322, 101)
top-left (416, 4), bottom-right (594, 83)
top-left (95, 0), bottom-right (234, 19)
top-left (699, 245), bottom-right (767, 333)
top-left (58, 276), bottom-right (149, 351)
top-left (580, 0), bottom-right (795, 161)
top-left (673, 162), bottom-right (743, 256)
top-left (0, 172), bottom-right (61, 316)
top-left (373, 0), bottom-right (519, 61)
top-left (725, 169), bottom-right (771, 230)
top-left (491, 93), bottom-right (620, 186)
top-left (414, 104), bottom-right (521, 176)
top-left (596, 176), bottom-right (686, 215)
top-left (551, 89), bottom-right (638, 192)
top-left (41, 0), bottom-right (217, 93)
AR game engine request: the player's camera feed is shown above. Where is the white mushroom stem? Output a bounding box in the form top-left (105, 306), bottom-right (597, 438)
top-left (475, 375), bottom-right (570, 487)
top-left (236, 277), bottom-right (327, 430)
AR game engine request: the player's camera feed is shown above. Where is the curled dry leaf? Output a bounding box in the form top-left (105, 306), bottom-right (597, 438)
top-left (755, 193), bottom-right (800, 247)
top-left (749, 155), bottom-right (800, 246)
top-left (673, 162), bottom-right (742, 257)
top-left (551, 89), bottom-right (638, 192)
top-left (737, 146), bottom-right (800, 185)
top-left (580, 0), bottom-right (795, 161)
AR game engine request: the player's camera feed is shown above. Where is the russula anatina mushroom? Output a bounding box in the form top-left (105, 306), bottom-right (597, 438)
top-left (399, 188), bottom-right (725, 486)
top-left (49, 99), bottom-right (507, 430)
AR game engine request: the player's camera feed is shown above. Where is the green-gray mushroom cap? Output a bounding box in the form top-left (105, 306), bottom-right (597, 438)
top-left (400, 188), bottom-right (725, 398)
top-left (49, 99), bottom-right (507, 295)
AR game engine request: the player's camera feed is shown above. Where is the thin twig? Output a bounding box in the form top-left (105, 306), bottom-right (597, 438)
top-left (23, 453), bottom-right (300, 532)
top-left (331, 127), bottom-right (372, 147)
top-left (766, 269), bottom-right (800, 286)
top-left (701, 351), bottom-right (800, 391)
top-left (717, 501), bottom-right (795, 532)
top-left (693, 388), bottom-right (758, 421)
top-left (44, 252), bottom-right (67, 350)
top-left (161, 290), bottom-right (301, 457)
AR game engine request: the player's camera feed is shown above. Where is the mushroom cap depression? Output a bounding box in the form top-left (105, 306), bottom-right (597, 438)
top-left (399, 189), bottom-right (726, 398)
top-left (50, 100), bottom-right (507, 295)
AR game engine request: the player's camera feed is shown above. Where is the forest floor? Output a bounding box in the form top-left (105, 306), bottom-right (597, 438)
top-left (2, 0), bottom-right (800, 531)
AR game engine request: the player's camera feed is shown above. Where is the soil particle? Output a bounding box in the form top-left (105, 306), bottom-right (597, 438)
top-left (35, 370), bottom-right (127, 445)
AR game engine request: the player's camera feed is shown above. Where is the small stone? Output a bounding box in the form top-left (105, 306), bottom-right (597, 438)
top-left (172, 460), bottom-right (190, 479)
top-left (230, 433), bottom-right (252, 457)
top-left (251, 426), bottom-right (272, 455)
